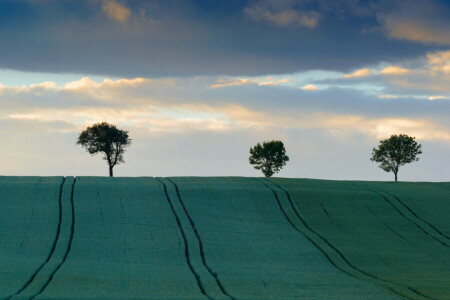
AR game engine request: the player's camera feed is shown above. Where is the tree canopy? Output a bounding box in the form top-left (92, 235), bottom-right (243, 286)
top-left (370, 134), bottom-right (422, 182)
top-left (249, 140), bottom-right (289, 177)
top-left (77, 122), bottom-right (131, 177)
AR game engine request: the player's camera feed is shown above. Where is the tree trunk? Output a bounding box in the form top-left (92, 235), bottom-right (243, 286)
top-left (394, 172), bottom-right (397, 182)
top-left (109, 165), bottom-right (114, 177)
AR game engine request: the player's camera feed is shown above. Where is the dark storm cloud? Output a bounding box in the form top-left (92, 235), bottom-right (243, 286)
top-left (0, 0), bottom-right (447, 77)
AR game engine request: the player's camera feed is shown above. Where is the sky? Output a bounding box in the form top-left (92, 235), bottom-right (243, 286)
top-left (0, 0), bottom-right (449, 181)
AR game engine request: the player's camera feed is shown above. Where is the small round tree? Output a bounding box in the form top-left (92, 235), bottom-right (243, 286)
top-left (249, 140), bottom-right (289, 177)
top-left (77, 122), bottom-right (132, 177)
top-left (371, 134), bottom-right (422, 182)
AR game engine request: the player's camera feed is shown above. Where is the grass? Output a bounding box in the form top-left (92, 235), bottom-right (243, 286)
top-left (0, 176), bottom-right (448, 299)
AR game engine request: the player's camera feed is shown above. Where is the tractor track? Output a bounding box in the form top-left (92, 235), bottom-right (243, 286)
top-left (29, 177), bottom-right (77, 299)
top-left (365, 205), bottom-right (421, 250)
top-left (384, 191), bottom-right (450, 242)
top-left (3, 177), bottom-right (66, 300)
top-left (366, 188), bottom-right (449, 248)
top-left (166, 178), bottom-right (236, 300)
top-left (155, 178), bottom-right (212, 300)
top-left (260, 179), bottom-right (436, 300)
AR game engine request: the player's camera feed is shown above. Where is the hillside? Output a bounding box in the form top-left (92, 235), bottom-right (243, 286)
top-left (0, 177), bottom-right (449, 299)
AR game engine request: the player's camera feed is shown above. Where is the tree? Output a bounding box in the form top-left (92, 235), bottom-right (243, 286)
top-left (249, 140), bottom-right (289, 177)
top-left (370, 134), bottom-right (422, 182)
top-left (77, 122), bottom-right (132, 177)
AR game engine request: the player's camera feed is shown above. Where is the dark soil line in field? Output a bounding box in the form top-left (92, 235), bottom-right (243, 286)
top-left (264, 179), bottom-right (436, 300)
top-left (30, 177), bottom-right (77, 299)
top-left (155, 178), bottom-right (212, 300)
top-left (365, 205), bottom-right (421, 251)
top-left (166, 178), bottom-right (236, 300)
top-left (370, 189), bottom-right (449, 248)
top-left (4, 177), bottom-right (66, 300)
top-left (319, 201), bottom-right (346, 232)
top-left (385, 191), bottom-right (450, 242)
top-left (257, 180), bottom-right (348, 272)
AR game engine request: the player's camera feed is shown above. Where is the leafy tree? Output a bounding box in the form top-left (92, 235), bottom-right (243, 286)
top-left (77, 122), bottom-right (131, 177)
top-left (249, 140), bottom-right (289, 177)
top-left (370, 134), bottom-right (422, 182)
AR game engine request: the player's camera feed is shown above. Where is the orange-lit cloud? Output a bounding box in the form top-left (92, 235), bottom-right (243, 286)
top-left (427, 50), bottom-right (450, 74)
top-left (380, 66), bottom-right (410, 75)
top-left (343, 68), bottom-right (375, 78)
top-left (301, 84), bottom-right (318, 91)
top-left (210, 77), bottom-right (290, 89)
top-left (102, 0), bottom-right (131, 23)
top-left (378, 94), bottom-right (397, 99)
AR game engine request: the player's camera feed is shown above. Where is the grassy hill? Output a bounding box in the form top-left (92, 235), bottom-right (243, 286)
top-left (0, 177), bottom-right (448, 299)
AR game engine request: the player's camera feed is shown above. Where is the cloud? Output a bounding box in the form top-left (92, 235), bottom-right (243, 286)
top-left (343, 68), bottom-right (375, 78)
top-left (301, 84), bottom-right (318, 91)
top-left (378, 0), bottom-right (450, 45)
top-left (210, 78), bottom-right (253, 89)
top-left (428, 95), bottom-right (450, 101)
top-left (380, 50), bottom-right (450, 94)
top-left (2, 74), bottom-right (448, 136)
top-left (312, 49), bottom-right (450, 97)
top-left (0, 1), bottom-right (441, 77)
top-left (1, 73), bottom-right (449, 180)
top-left (63, 77), bottom-right (149, 91)
top-left (378, 94), bottom-right (397, 99)
top-left (244, 1), bottom-right (320, 28)
top-left (210, 77), bottom-right (291, 89)
top-left (102, 0), bottom-right (131, 23)
top-left (379, 65), bottom-right (410, 75)
top-left (427, 50), bottom-right (450, 74)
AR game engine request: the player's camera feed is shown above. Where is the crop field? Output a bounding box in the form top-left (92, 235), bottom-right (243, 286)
top-left (0, 176), bottom-right (448, 299)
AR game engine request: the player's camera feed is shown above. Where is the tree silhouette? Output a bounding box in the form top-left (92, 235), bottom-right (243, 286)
top-left (77, 122), bottom-right (131, 177)
top-left (371, 134), bottom-right (422, 182)
top-left (249, 140), bottom-right (289, 177)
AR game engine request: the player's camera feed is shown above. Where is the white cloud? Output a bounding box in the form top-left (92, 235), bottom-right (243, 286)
top-left (378, 94), bottom-right (397, 99)
top-left (301, 84), bottom-right (319, 91)
top-left (343, 68), bottom-right (375, 78)
top-left (210, 78), bottom-right (253, 89)
top-left (258, 77), bottom-right (292, 86)
top-left (102, 0), bottom-right (131, 24)
top-left (428, 96), bottom-right (450, 101)
top-left (210, 77), bottom-right (291, 89)
top-left (1, 73), bottom-right (449, 180)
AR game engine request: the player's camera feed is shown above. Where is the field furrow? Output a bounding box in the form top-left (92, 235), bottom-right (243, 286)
top-left (0, 177), bottom-right (63, 299)
top-left (274, 178), bottom-right (450, 300)
top-left (156, 178), bottom-right (212, 299)
top-left (266, 179), bottom-right (437, 300)
top-left (385, 191), bottom-right (450, 241)
top-left (24, 177), bottom-right (76, 299)
top-left (165, 178), bottom-right (235, 300)
top-left (1, 177), bottom-right (448, 299)
top-left (170, 177), bottom-right (398, 299)
top-left (364, 187), bottom-right (449, 248)
top-left (36, 177), bottom-right (205, 299)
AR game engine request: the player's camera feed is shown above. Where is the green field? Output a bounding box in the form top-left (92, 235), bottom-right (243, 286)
top-left (0, 177), bottom-right (448, 299)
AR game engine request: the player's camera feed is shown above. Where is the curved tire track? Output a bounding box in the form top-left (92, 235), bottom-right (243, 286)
top-left (261, 179), bottom-right (436, 300)
top-left (29, 177), bottom-right (77, 299)
top-left (365, 205), bottom-right (421, 250)
top-left (384, 191), bottom-right (450, 242)
top-left (3, 177), bottom-right (66, 300)
top-left (367, 188), bottom-right (449, 248)
top-left (155, 178), bottom-right (212, 300)
top-left (166, 178), bottom-right (236, 300)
